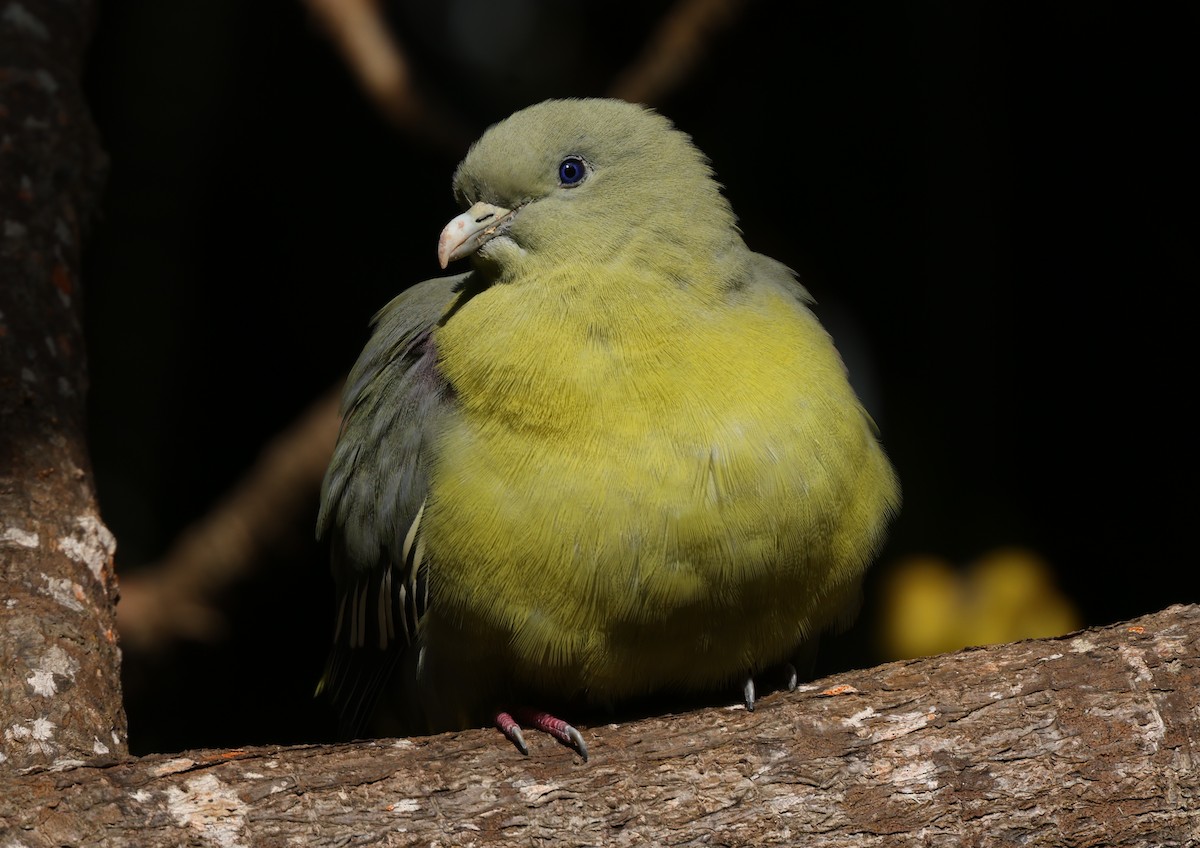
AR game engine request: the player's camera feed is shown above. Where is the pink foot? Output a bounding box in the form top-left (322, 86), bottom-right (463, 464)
top-left (495, 708), bottom-right (588, 760)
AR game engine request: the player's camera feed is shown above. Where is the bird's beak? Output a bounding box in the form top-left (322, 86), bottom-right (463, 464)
top-left (437, 201), bottom-right (516, 269)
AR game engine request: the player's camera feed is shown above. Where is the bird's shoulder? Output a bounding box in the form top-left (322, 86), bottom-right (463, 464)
top-left (317, 273), bottom-right (467, 552)
top-left (738, 250), bottom-right (814, 306)
top-left (344, 274), bottom-right (467, 408)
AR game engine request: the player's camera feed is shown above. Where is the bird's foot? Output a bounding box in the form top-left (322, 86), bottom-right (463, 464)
top-left (782, 661), bottom-right (799, 691)
top-left (741, 662), bottom-right (801, 711)
top-left (495, 708), bottom-right (588, 761)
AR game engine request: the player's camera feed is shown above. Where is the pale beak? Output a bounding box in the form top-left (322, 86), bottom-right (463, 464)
top-left (437, 201), bottom-right (516, 269)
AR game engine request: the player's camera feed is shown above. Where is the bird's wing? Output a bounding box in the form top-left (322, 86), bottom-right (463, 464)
top-left (316, 273), bottom-right (467, 738)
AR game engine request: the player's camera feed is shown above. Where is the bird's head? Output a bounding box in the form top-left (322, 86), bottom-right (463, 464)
top-left (438, 99), bottom-right (739, 283)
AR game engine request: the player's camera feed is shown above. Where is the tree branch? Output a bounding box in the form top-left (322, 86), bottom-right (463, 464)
top-left (0, 0), bottom-right (124, 772)
top-left (4, 604), bottom-right (1197, 846)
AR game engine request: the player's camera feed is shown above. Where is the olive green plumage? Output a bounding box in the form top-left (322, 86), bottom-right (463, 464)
top-left (318, 98), bottom-right (899, 741)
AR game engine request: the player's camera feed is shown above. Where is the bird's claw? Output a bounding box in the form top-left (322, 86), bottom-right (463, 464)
top-left (495, 711), bottom-right (529, 755)
top-left (563, 724), bottom-right (588, 760)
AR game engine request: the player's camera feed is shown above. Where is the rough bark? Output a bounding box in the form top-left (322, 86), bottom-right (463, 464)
top-left (2, 604), bottom-right (1197, 847)
top-left (0, 0), bottom-right (125, 773)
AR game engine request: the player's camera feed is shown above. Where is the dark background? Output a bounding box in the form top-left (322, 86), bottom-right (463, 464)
top-left (80, 1), bottom-right (1196, 755)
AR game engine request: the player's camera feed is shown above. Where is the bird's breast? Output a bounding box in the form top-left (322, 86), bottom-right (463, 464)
top-left (419, 267), bottom-right (893, 694)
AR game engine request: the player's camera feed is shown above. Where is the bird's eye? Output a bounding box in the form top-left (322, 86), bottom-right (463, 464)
top-left (558, 156), bottom-right (588, 187)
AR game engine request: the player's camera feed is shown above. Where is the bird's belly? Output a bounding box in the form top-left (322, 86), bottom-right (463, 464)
top-left (423, 405), bottom-right (862, 701)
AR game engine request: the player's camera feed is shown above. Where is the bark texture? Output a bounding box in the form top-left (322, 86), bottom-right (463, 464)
top-left (0, 0), bottom-right (125, 772)
top-left (2, 604), bottom-right (1197, 847)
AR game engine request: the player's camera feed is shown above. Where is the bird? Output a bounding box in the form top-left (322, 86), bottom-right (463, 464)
top-left (316, 98), bottom-right (900, 760)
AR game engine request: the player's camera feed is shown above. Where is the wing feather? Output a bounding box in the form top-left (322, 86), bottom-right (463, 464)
top-left (316, 274), bottom-right (466, 737)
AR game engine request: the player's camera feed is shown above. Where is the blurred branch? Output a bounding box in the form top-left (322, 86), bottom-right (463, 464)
top-left (301, 0), bottom-right (470, 150)
top-left (116, 386), bottom-right (342, 654)
top-left (303, 0), bottom-right (752, 149)
top-left (608, 0), bottom-right (752, 105)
